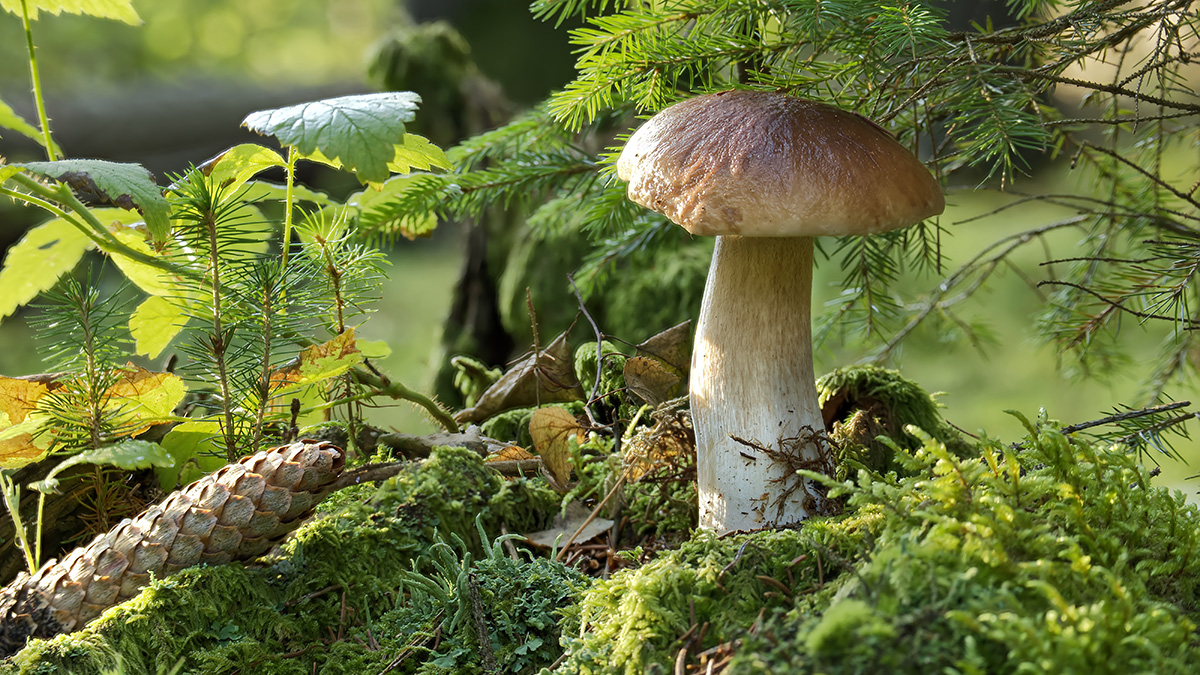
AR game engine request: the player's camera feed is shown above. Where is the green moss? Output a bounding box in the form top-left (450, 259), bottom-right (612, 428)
top-left (552, 513), bottom-right (880, 674)
top-left (547, 412), bottom-right (1200, 674)
top-left (728, 422), bottom-right (1200, 673)
top-left (1, 447), bottom-right (574, 675)
top-left (817, 365), bottom-right (971, 478)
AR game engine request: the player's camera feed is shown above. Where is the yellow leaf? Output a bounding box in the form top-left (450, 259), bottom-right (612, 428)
top-left (0, 217), bottom-right (95, 320)
top-left (486, 445), bottom-right (537, 463)
top-left (528, 407), bottom-right (584, 491)
top-left (105, 364), bottom-right (187, 436)
top-left (271, 328), bottom-right (363, 393)
top-left (130, 295), bottom-right (188, 358)
top-left (107, 222), bottom-right (178, 295)
top-left (0, 374), bottom-right (62, 468)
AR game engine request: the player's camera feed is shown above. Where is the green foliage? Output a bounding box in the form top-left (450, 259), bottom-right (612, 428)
top-left (383, 0), bottom-right (1200, 399)
top-left (242, 92), bottom-right (446, 185)
top-left (16, 160), bottom-right (170, 239)
top-left (0, 0), bottom-right (139, 24)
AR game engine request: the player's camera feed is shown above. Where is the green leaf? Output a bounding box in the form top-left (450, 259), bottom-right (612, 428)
top-left (296, 134), bottom-right (451, 185)
top-left (130, 296), bottom-right (188, 358)
top-left (0, 217), bottom-right (95, 321)
top-left (157, 419), bottom-right (227, 490)
top-left (0, 97), bottom-right (60, 155)
top-left (242, 92), bottom-right (422, 184)
top-left (357, 339), bottom-right (392, 359)
top-left (237, 180), bottom-right (331, 205)
top-left (389, 134), bottom-right (452, 174)
top-left (32, 439), bottom-right (174, 494)
top-left (0, 0), bottom-right (140, 24)
top-left (203, 143), bottom-right (285, 193)
top-left (17, 160), bottom-right (170, 241)
top-left (108, 222), bottom-right (179, 295)
top-left (270, 328), bottom-right (363, 393)
top-left (104, 364), bottom-right (188, 436)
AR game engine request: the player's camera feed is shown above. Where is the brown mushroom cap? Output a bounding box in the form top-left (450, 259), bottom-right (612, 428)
top-left (616, 90), bottom-right (945, 237)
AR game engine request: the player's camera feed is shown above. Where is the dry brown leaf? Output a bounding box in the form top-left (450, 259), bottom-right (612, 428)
top-left (634, 320), bottom-right (692, 375)
top-left (455, 332), bottom-right (584, 424)
top-left (528, 406), bottom-right (584, 491)
top-left (485, 445), bottom-right (537, 463)
top-left (624, 356), bottom-right (683, 406)
top-left (524, 501), bottom-right (614, 549)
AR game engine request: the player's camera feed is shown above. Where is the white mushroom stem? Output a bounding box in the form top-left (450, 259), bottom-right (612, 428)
top-left (691, 235), bottom-right (827, 533)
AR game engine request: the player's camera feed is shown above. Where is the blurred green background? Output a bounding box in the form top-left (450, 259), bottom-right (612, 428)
top-left (0, 0), bottom-right (1195, 498)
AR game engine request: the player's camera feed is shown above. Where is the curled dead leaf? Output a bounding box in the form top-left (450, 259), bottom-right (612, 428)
top-left (455, 332), bottom-right (584, 424)
top-left (634, 321), bottom-right (691, 375)
top-left (528, 406), bottom-right (584, 492)
top-left (524, 501), bottom-right (614, 549)
top-left (624, 356), bottom-right (683, 406)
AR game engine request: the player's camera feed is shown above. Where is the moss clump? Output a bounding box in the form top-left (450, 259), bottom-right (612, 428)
top-left (551, 412), bottom-right (1200, 673)
top-left (817, 365), bottom-right (970, 478)
top-left (552, 514), bottom-right (880, 674)
top-left (1, 447), bottom-right (575, 675)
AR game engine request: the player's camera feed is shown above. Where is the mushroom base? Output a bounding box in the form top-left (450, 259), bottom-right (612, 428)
top-left (690, 235), bottom-right (829, 533)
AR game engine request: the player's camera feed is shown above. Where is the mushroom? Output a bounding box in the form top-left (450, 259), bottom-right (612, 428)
top-left (615, 90), bottom-right (944, 533)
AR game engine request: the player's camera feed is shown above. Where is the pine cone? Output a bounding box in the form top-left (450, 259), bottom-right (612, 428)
top-left (0, 439), bottom-right (345, 657)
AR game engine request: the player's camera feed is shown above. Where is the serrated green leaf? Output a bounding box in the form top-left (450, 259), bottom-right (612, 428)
top-left (0, 217), bottom-right (95, 321)
top-left (297, 135), bottom-right (450, 186)
top-left (130, 296), bottom-right (189, 358)
top-left (0, 0), bottom-right (140, 24)
top-left (33, 439), bottom-right (174, 494)
top-left (0, 98), bottom-right (60, 156)
top-left (389, 134), bottom-right (452, 174)
top-left (81, 439), bottom-right (175, 470)
top-left (157, 419), bottom-right (227, 490)
top-left (18, 160), bottom-right (169, 241)
top-left (242, 92), bottom-right (422, 184)
top-left (203, 143), bottom-right (285, 193)
top-left (0, 164), bottom-right (20, 183)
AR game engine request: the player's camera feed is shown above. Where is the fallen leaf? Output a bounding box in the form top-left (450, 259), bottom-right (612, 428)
top-left (455, 332), bottom-right (584, 424)
top-left (485, 445), bottom-right (537, 463)
top-left (634, 321), bottom-right (692, 374)
top-left (524, 501), bottom-right (614, 549)
top-left (528, 406), bottom-right (584, 491)
top-left (624, 356), bottom-right (683, 406)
